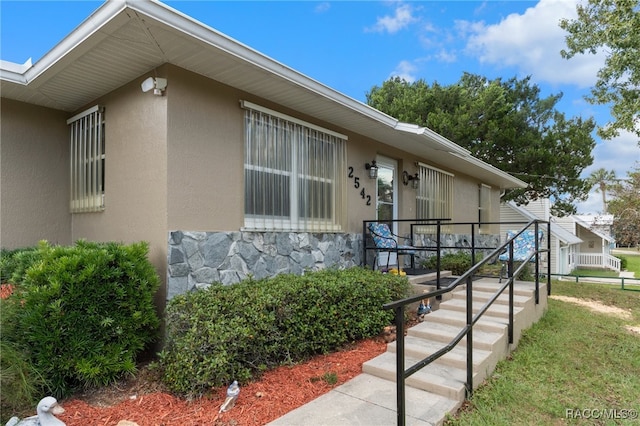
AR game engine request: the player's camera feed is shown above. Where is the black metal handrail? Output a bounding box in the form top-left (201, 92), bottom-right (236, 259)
top-left (380, 219), bottom-right (551, 425)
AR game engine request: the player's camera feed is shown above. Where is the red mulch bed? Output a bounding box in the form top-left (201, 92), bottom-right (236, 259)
top-left (3, 282), bottom-right (400, 425)
top-left (58, 339), bottom-right (387, 426)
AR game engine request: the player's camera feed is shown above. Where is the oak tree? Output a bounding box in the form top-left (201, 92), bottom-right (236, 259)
top-left (366, 74), bottom-right (596, 216)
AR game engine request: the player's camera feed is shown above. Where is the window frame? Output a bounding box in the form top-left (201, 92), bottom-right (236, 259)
top-left (67, 105), bottom-right (105, 213)
top-left (415, 162), bottom-right (454, 233)
top-left (241, 101), bottom-right (347, 232)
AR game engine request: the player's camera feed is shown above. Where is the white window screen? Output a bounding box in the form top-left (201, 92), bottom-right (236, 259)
top-left (242, 101), bottom-right (347, 232)
top-left (479, 184), bottom-right (492, 232)
top-left (67, 105), bottom-right (105, 213)
top-left (416, 163), bottom-right (453, 232)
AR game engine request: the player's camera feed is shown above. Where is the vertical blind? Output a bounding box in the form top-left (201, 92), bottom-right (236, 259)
top-left (416, 163), bottom-right (454, 232)
top-left (242, 101), bottom-right (347, 232)
top-left (67, 105), bottom-right (105, 212)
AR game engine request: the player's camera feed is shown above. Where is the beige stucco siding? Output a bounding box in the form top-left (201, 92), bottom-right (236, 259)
top-left (68, 76), bottom-right (169, 303)
top-left (0, 98), bottom-right (71, 248)
top-left (162, 66), bottom-right (502, 235)
top-left (166, 66), bottom-right (244, 231)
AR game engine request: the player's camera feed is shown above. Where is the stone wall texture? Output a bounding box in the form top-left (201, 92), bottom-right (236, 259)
top-left (167, 231), bottom-right (363, 299)
top-left (167, 230), bottom-right (500, 300)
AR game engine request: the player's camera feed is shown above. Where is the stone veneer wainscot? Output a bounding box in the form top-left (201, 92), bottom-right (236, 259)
top-left (167, 231), bottom-right (363, 300)
top-left (167, 231), bottom-right (500, 300)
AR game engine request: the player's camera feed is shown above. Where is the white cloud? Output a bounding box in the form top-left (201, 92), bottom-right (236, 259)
top-left (436, 49), bottom-right (457, 63)
top-left (367, 3), bottom-right (417, 34)
top-left (587, 131), bottom-right (639, 177)
top-left (314, 2), bottom-right (330, 13)
top-left (389, 60), bottom-right (418, 82)
top-left (462, 0), bottom-right (606, 88)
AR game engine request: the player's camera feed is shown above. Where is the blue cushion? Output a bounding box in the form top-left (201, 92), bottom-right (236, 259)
top-left (368, 223), bottom-right (416, 253)
top-left (499, 230), bottom-right (542, 261)
top-left (368, 223), bottom-right (396, 249)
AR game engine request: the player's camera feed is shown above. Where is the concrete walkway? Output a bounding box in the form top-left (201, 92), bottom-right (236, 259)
top-left (267, 277), bottom-right (548, 426)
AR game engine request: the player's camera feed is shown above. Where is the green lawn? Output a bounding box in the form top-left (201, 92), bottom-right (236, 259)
top-left (569, 268), bottom-right (619, 278)
top-left (617, 252), bottom-right (640, 277)
top-left (446, 280), bottom-right (640, 425)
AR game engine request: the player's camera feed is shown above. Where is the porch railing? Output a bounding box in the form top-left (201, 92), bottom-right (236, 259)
top-left (571, 253), bottom-right (621, 272)
top-left (373, 219), bottom-right (551, 426)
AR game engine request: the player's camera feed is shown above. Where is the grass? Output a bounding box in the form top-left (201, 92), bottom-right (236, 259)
top-left (446, 280), bottom-right (640, 425)
top-left (617, 252), bottom-right (640, 278)
top-left (569, 268), bottom-right (619, 278)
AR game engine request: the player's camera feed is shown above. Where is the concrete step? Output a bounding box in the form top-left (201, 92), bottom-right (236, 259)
top-left (421, 307), bottom-right (509, 333)
top-left (408, 270), bottom-right (452, 286)
top-left (408, 321), bottom-right (508, 355)
top-left (363, 351), bottom-right (476, 401)
top-left (387, 335), bottom-right (492, 374)
top-left (469, 278), bottom-right (543, 297)
top-left (440, 297), bottom-right (525, 320)
top-left (451, 289), bottom-right (530, 307)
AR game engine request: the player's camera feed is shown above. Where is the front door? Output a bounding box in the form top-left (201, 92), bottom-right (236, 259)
top-left (376, 156), bottom-right (397, 268)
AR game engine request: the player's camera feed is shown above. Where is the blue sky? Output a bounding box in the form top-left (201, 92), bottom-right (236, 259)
top-left (2, 0), bottom-right (639, 215)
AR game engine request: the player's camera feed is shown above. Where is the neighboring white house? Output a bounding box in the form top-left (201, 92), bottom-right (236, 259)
top-left (554, 215), bottom-right (619, 271)
top-left (500, 199), bottom-right (621, 274)
top-left (573, 214), bottom-right (615, 247)
top-left (500, 200), bottom-right (582, 275)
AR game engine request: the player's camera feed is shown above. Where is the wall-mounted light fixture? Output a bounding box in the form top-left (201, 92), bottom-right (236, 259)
top-left (141, 77), bottom-right (168, 96)
top-left (365, 160), bottom-right (378, 179)
top-left (402, 171), bottom-right (420, 189)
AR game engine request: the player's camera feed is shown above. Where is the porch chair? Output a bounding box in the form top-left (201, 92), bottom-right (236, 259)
top-left (499, 229), bottom-right (543, 282)
top-left (367, 222), bottom-right (417, 271)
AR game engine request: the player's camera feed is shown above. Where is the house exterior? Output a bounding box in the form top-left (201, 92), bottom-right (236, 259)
top-left (554, 215), bottom-right (619, 271)
top-left (1, 0), bottom-right (526, 308)
top-left (500, 200), bottom-right (619, 274)
top-left (573, 214), bottom-right (615, 247)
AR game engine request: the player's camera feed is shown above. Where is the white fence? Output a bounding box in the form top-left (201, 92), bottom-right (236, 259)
top-left (571, 253), bottom-right (621, 272)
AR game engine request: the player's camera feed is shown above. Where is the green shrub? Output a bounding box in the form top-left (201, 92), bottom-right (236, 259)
top-left (159, 268), bottom-right (410, 397)
top-left (4, 240), bottom-right (160, 398)
top-left (618, 256), bottom-right (627, 270)
top-left (0, 247), bottom-right (41, 284)
top-left (0, 298), bottom-right (47, 422)
top-left (421, 251), bottom-right (473, 275)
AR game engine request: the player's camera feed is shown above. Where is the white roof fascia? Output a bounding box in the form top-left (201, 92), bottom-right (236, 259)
top-left (395, 123), bottom-right (527, 188)
top-left (0, 0), bottom-right (129, 86)
top-left (0, 58), bottom-right (32, 83)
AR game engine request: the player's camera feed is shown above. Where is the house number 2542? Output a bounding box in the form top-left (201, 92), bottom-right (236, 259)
top-left (347, 167), bottom-right (372, 206)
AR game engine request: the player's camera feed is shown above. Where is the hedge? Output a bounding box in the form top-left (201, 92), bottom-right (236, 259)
top-left (159, 267), bottom-right (411, 397)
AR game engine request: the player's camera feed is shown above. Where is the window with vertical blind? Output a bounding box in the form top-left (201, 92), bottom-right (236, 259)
top-left (242, 101), bottom-right (347, 231)
top-left (67, 105), bottom-right (105, 213)
top-left (479, 183), bottom-right (492, 232)
top-left (416, 163), bottom-right (453, 231)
